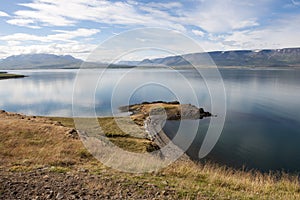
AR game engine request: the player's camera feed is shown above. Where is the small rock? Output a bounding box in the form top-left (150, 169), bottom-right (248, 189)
top-left (67, 129), bottom-right (78, 138)
top-left (161, 180), bottom-right (168, 185)
top-left (46, 191), bottom-right (54, 199)
top-left (43, 175), bottom-right (49, 179)
top-left (56, 192), bottom-right (64, 200)
top-left (54, 121), bottom-right (63, 126)
top-left (78, 168), bottom-right (88, 173)
top-left (44, 185), bottom-right (51, 189)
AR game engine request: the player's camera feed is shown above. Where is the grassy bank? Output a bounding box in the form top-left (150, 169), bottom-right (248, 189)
top-left (0, 112), bottom-right (299, 199)
top-left (51, 116), bottom-right (300, 199)
top-left (0, 72), bottom-right (26, 79)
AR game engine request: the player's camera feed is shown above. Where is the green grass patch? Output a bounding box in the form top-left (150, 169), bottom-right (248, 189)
top-left (49, 166), bottom-right (70, 173)
top-left (49, 116), bottom-right (150, 153)
top-left (8, 165), bottom-right (32, 172)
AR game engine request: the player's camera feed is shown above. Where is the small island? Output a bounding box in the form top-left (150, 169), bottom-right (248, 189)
top-left (0, 71), bottom-right (27, 80)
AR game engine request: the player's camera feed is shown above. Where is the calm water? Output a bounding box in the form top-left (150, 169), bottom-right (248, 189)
top-left (1, 68), bottom-right (300, 171)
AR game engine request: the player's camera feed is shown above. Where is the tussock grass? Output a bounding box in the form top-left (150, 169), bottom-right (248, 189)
top-left (160, 160), bottom-right (300, 199)
top-left (0, 114), bottom-right (95, 168)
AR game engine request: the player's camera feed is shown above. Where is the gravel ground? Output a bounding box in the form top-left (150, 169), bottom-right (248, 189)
top-left (0, 167), bottom-right (180, 200)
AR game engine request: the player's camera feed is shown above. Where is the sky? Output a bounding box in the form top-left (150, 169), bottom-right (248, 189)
top-left (0, 0), bottom-right (299, 60)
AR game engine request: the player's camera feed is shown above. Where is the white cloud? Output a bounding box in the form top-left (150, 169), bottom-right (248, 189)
top-left (183, 0), bottom-right (264, 33)
top-left (0, 11), bottom-right (9, 17)
top-left (0, 42), bottom-right (97, 59)
top-left (47, 28), bottom-right (100, 41)
top-left (231, 19), bottom-right (259, 29)
top-left (4, 0), bottom-right (271, 35)
top-left (0, 2), bottom-right (187, 32)
top-left (0, 28), bottom-right (100, 43)
top-left (1, 0), bottom-right (299, 60)
top-left (7, 0), bottom-right (185, 31)
top-left (6, 41), bottom-right (22, 46)
top-left (198, 40), bottom-right (227, 52)
top-left (221, 14), bottom-right (300, 50)
top-left (192, 29), bottom-right (205, 37)
top-left (0, 28), bottom-right (100, 59)
top-left (6, 19), bottom-right (41, 29)
top-left (145, 2), bottom-right (182, 9)
top-left (291, 0), bottom-right (300, 6)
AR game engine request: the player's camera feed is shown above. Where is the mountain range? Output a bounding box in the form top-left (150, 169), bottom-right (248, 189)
top-left (127, 47), bottom-right (300, 68)
top-left (0, 54), bottom-right (83, 69)
top-left (1, 47), bottom-right (300, 69)
top-left (0, 54), bottom-right (133, 69)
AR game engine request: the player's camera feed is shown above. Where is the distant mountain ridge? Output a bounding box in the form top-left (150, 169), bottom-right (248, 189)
top-left (1, 48), bottom-right (300, 70)
top-left (137, 47), bottom-right (300, 67)
top-left (0, 54), bottom-right (83, 69)
top-left (0, 53), bottom-right (132, 69)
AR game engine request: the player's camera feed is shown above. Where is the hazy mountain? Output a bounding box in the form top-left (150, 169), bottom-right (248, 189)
top-left (137, 48), bottom-right (300, 68)
top-left (0, 54), bottom-right (83, 69)
top-left (0, 53), bottom-right (136, 69)
top-left (117, 60), bottom-right (141, 66)
top-left (2, 48), bottom-right (300, 70)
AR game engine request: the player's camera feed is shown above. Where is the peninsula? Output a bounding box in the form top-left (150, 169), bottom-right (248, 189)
top-left (0, 72), bottom-right (26, 80)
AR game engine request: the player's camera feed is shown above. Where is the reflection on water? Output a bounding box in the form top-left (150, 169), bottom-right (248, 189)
top-left (1, 68), bottom-right (300, 171)
top-left (0, 69), bottom-right (78, 116)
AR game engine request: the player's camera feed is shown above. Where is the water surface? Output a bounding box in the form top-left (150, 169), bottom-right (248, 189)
top-left (1, 68), bottom-right (300, 171)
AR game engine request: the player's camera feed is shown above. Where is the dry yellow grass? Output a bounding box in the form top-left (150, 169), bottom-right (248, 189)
top-left (161, 160), bottom-right (300, 199)
top-left (1, 112), bottom-right (299, 199)
top-left (49, 116), bottom-right (156, 153)
top-left (0, 112), bottom-right (93, 168)
top-left (129, 103), bottom-right (181, 125)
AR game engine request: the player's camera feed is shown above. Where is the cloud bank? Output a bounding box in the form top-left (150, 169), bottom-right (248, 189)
top-left (0, 0), bottom-right (299, 60)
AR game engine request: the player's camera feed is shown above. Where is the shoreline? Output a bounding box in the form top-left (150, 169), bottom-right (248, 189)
top-left (0, 109), bottom-right (299, 199)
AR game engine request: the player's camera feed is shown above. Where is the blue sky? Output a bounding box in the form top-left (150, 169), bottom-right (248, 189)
top-left (0, 0), bottom-right (299, 60)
